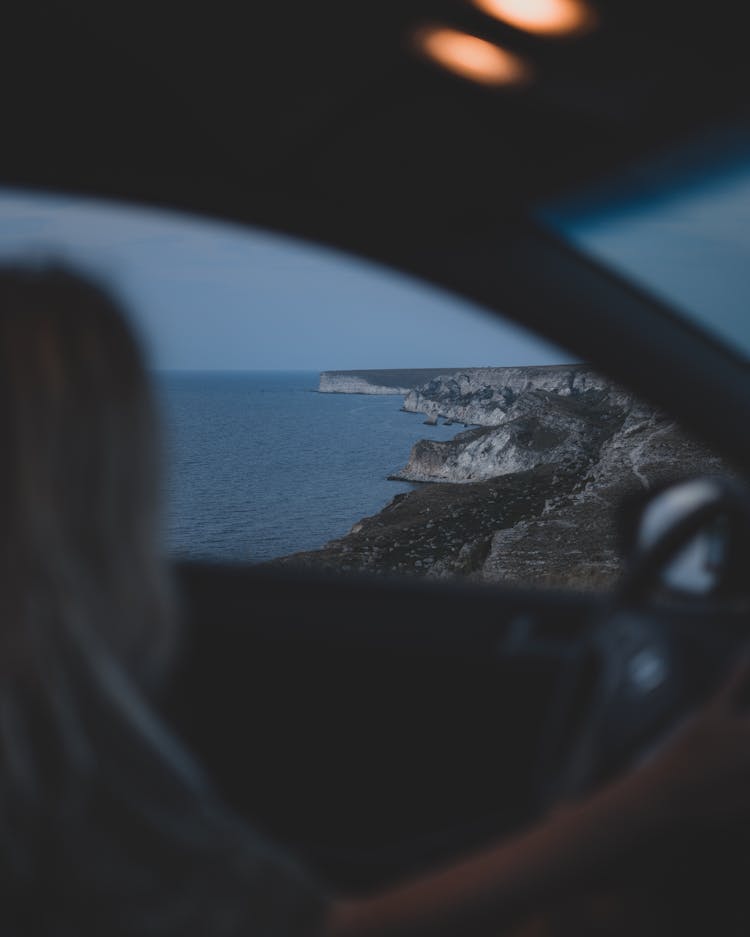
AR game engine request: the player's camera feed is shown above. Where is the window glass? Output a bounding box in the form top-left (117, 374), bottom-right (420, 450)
top-left (541, 124), bottom-right (750, 363)
top-left (0, 189), bottom-right (728, 590)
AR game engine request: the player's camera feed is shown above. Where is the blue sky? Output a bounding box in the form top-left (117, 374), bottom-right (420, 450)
top-left (0, 189), bottom-right (566, 371)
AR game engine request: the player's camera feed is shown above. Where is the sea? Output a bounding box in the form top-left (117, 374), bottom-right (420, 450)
top-left (155, 371), bottom-right (460, 563)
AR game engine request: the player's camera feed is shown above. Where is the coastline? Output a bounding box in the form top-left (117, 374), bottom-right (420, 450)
top-left (318, 368), bottom-right (468, 396)
top-left (268, 365), bottom-right (726, 588)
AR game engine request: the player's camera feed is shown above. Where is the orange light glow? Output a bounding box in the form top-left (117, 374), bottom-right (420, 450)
top-left (471, 0), bottom-right (598, 37)
top-left (413, 26), bottom-right (532, 87)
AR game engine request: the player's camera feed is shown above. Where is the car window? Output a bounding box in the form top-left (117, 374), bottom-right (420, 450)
top-left (0, 189), bottom-right (728, 590)
top-left (541, 123), bottom-right (750, 363)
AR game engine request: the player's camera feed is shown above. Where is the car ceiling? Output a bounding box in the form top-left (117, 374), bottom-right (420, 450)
top-left (4, 0), bottom-right (748, 226)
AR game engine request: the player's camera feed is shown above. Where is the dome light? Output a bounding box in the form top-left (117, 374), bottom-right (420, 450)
top-left (470, 0), bottom-right (598, 37)
top-left (413, 26), bottom-right (532, 87)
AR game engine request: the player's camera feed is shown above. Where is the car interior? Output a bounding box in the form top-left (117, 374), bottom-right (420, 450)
top-left (4, 0), bottom-right (750, 929)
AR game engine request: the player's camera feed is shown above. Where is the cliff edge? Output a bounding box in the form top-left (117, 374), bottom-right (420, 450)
top-left (273, 364), bottom-right (726, 589)
top-left (319, 368), bottom-right (467, 395)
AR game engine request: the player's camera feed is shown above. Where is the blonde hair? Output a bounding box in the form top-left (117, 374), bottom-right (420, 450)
top-left (0, 266), bottom-right (181, 911)
top-left (0, 265), bottom-right (176, 678)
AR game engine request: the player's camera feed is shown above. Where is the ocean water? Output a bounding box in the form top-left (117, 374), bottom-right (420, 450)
top-left (156, 371), bottom-right (460, 563)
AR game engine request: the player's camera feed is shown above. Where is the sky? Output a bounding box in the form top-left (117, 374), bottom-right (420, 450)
top-left (0, 189), bottom-right (566, 371)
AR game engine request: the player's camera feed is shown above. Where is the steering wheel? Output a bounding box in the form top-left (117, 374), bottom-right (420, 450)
top-left (532, 476), bottom-right (750, 810)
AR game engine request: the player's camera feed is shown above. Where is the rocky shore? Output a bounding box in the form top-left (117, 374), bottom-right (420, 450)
top-left (400, 364), bottom-right (609, 427)
top-left (319, 368), bottom-right (466, 395)
top-left (273, 366), bottom-right (726, 590)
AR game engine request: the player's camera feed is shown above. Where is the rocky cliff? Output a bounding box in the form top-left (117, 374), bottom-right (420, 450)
top-left (273, 365), bottom-right (727, 590)
top-left (393, 386), bottom-right (626, 483)
top-left (319, 368), bottom-right (466, 395)
top-left (478, 404), bottom-right (725, 589)
top-left (401, 364), bottom-right (607, 425)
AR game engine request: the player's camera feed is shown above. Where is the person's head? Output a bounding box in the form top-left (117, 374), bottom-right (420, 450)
top-left (0, 263), bottom-right (175, 740)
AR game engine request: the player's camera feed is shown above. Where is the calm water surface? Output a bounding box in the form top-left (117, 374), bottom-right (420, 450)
top-left (156, 371), bottom-right (460, 562)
